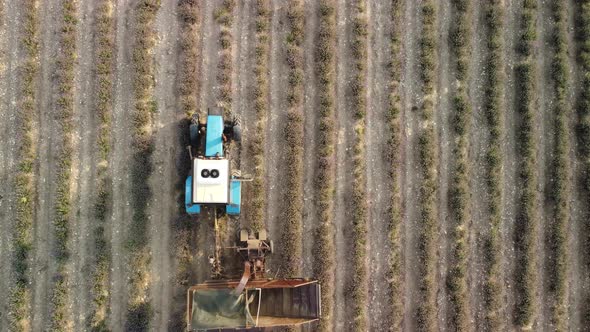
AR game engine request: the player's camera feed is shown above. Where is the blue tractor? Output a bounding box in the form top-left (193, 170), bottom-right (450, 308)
top-left (185, 107), bottom-right (243, 215)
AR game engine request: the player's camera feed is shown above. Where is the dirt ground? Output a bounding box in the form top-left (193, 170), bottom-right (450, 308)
top-left (0, 0), bottom-right (20, 329)
top-left (0, 0), bottom-right (589, 331)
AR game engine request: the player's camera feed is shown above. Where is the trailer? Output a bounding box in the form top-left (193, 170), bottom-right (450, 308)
top-left (187, 279), bottom-right (321, 331)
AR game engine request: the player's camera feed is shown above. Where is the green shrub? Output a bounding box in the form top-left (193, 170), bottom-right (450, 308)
top-left (48, 0), bottom-right (78, 328)
top-left (512, 0), bottom-right (538, 326)
top-left (480, 2), bottom-right (504, 330)
top-left (313, 2), bottom-right (337, 330)
top-left (89, 1), bottom-right (116, 330)
top-left (347, 1), bottom-right (370, 330)
top-left (247, 0), bottom-right (270, 231)
top-left (124, 1), bottom-right (160, 329)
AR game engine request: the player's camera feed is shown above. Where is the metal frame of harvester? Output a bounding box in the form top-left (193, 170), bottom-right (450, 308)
top-left (184, 108), bottom-right (321, 331)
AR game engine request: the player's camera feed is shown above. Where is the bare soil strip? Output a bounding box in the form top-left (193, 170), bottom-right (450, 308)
top-left (467, 0), bottom-right (489, 327)
top-left (265, 0), bottom-right (289, 274)
top-left (31, 0), bottom-right (60, 329)
top-left (302, 0), bottom-right (319, 278)
top-left (500, 0), bottom-right (517, 328)
top-left (534, 1), bottom-right (553, 329)
top-left (231, 0), bottom-right (257, 229)
top-left (69, 1), bottom-right (97, 329)
top-left (566, 1), bottom-right (585, 330)
top-left (191, 0), bottom-right (217, 285)
top-left (0, 0), bottom-right (22, 328)
top-left (435, 0), bottom-right (452, 328)
top-left (149, 1), bottom-right (179, 330)
top-left (333, 0), bottom-right (357, 329)
top-left (573, 0), bottom-right (590, 328)
top-left (400, 0), bottom-right (421, 329)
top-left (109, 0), bottom-right (135, 328)
top-left (366, 0), bottom-right (394, 330)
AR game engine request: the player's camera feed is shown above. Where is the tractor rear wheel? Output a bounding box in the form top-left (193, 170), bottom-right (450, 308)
top-left (189, 123), bottom-right (200, 147)
top-left (232, 124), bottom-right (242, 142)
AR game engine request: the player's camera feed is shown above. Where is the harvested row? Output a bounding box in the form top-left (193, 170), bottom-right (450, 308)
top-left (48, 0), bottom-right (77, 329)
top-left (386, 0), bottom-right (403, 329)
top-left (349, 0), bottom-right (369, 330)
top-left (8, 0), bottom-right (39, 329)
top-left (575, 0), bottom-right (590, 326)
top-left (513, 0), bottom-right (538, 327)
top-left (446, 0), bottom-right (471, 330)
top-left (480, 1), bottom-right (504, 330)
top-left (125, 0), bottom-right (160, 330)
top-left (248, 0), bottom-right (270, 231)
top-left (174, 0), bottom-right (200, 293)
top-left (546, 0), bottom-right (570, 329)
top-left (281, 0), bottom-right (304, 277)
top-left (313, 0), bottom-right (336, 330)
top-left (171, 1), bottom-right (200, 329)
top-left (415, 0), bottom-right (438, 330)
top-left (215, 0), bottom-right (235, 112)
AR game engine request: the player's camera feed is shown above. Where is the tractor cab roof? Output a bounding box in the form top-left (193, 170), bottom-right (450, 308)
top-left (205, 114), bottom-right (224, 157)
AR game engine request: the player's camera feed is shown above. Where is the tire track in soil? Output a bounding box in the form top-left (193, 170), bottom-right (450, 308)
top-left (333, 0), bottom-right (357, 330)
top-left (198, 0), bottom-right (220, 114)
top-left (467, 0), bottom-right (488, 328)
top-left (435, 0), bottom-right (452, 329)
top-left (224, 0), bottom-right (254, 274)
top-left (365, 0), bottom-right (393, 330)
top-left (231, 0), bottom-right (255, 232)
top-left (534, 1), bottom-right (552, 329)
top-left (149, 1), bottom-right (179, 330)
top-left (400, 0), bottom-right (420, 330)
top-left (0, 0), bottom-right (21, 328)
top-left (31, 0), bottom-right (60, 329)
top-left (192, 0), bottom-right (222, 284)
top-left (302, 0), bottom-right (318, 278)
top-left (501, 0), bottom-right (518, 328)
top-left (566, 1), bottom-right (584, 330)
top-left (265, 0), bottom-right (288, 274)
top-left (68, 0), bottom-right (97, 329)
top-left (109, 1), bottom-right (134, 329)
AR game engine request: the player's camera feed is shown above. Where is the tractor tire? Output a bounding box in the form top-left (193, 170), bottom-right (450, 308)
top-left (190, 112), bottom-right (200, 125)
top-left (189, 123), bottom-right (200, 147)
top-left (232, 124), bottom-right (242, 142)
